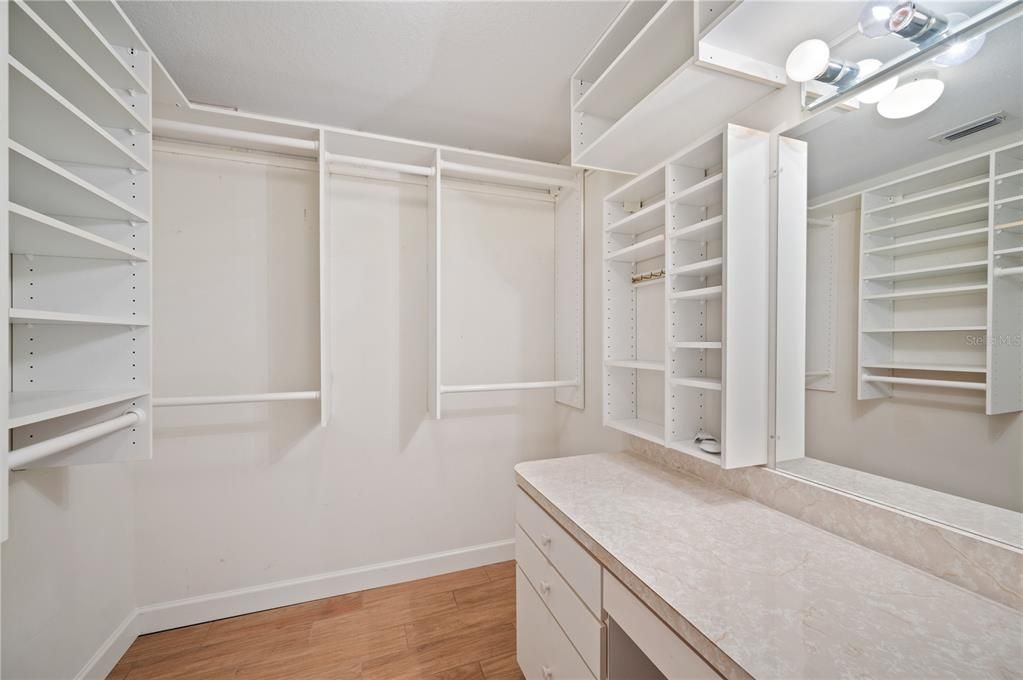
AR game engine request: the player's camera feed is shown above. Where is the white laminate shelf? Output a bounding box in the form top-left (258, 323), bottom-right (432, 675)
top-left (864, 177), bottom-right (990, 221)
top-left (668, 215), bottom-right (722, 242)
top-left (10, 0), bottom-right (149, 133)
top-left (862, 362), bottom-right (987, 373)
top-left (605, 360), bottom-right (665, 371)
top-left (606, 234), bottom-right (665, 262)
top-left (671, 257), bottom-right (721, 277)
top-left (607, 200), bottom-right (665, 235)
top-left (9, 204), bottom-right (146, 261)
top-left (995, 195), bottom-right (1023, 208)
top-left (863, 202), bottom-right (989, 239)
top-left (9, 389), bottom-right (148, 428)
top-left (862, 325), bottom-right (986, 333)
top-left (670, 285), bottom-right (722, 301)
top-left (25, 0), bottom-right (147, 93)
top-left (573, 1), bottom-right (688, 121)
top-left (862, 375), bottom-right (987, 391)
top-left (9, 58), bottom-right (147, 171)
top-left (9, 142), bottom-right (149, 223)
top-left (673, 341), bottom-right (721, 349)
top-left (994, 245), bottom-right (1023, 256)
top-left (863, 260), bottom-right (987, 282)
top-left (668, 439), bottom-right (721, 464)
top-left (863, 227), bottom-right (988, 257)
top-left (670, 376), bottom-right (721, 390)
top-left (606, 418), bottom-right (664, 444)
top-left (669, 173), bottom-right (722, 207)
top-left (9, 308), bottom-right (149, 326)
top-left (863, 284), bottom-right (987, 301)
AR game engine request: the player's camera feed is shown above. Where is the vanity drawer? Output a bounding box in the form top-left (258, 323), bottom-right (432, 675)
top-left (516, 526), bottom-right (602, 677)
top-left (603, 571), bottom-right (720, 679)
top-left (516, 489), bottom-right (601, 614)
top-left (517, 568), bottom-right (596, 680)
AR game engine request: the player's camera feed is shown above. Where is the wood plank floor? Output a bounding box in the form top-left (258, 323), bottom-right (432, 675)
top-left (108, 561), bottom-right (523, 680)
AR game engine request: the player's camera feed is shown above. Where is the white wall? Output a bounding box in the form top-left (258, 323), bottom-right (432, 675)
top-left (130, 143), bottom-right (620, 609)
top-left (805, 207), bottom-right (1023, 512)
top-left (1, 465), bottom-right (136, 679)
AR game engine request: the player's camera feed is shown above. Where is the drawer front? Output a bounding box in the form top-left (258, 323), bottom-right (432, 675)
top-left (516, 489), bottom-right (601, 614)
top-left (517, 569), bottom-right (596, 680)
top-left (516, 526), bottom-right (602, 677)
top-left (603, 571), bottom-right (721, 679)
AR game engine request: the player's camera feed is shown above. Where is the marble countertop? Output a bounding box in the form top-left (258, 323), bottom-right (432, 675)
top-left (515, 452), bottom-right (1023, 680)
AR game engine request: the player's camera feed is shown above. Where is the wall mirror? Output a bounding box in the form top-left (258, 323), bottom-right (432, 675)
top-left (775, 3), bottom-right (1022, 549)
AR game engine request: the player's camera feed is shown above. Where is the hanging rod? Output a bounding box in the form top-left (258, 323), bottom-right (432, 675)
top-left (995, 265), bottom-right (1023, 278)
top-left (153, 391), bottom-right (320, 407)
top-left (440, 380), bottom-right (578, 394)
top-left (805, 370), bottom-right (832, 377)
top-left (807, 217), bottom-right (834, 227)
top-left (154, 119), bottom-right (318, 152)
top-left (439, 161), bottom-right (577, 189)
top-left (325, 152), bottom-right (435, 176)
top-left (862, 375), bottom-right (986, 391)
top-left (8, 409), bottom-right (146, 470)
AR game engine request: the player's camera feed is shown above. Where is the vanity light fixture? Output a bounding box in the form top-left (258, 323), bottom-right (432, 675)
top-left (854, 58), bottom-right (900, 104)
top-left (932, 12), bottom-right (987, 66)
top-left (877, 71), bottom-right (944, 119)
top-left (785, 39), bottom-right (860, 85)
top-left (858, 1), bottom-right (949, 43)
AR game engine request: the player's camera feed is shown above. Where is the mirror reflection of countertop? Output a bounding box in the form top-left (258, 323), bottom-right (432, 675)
top-left (515, 451), bottom-right (1022, 679)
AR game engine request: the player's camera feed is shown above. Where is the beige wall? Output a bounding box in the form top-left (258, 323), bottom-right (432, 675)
top-left (805, 208), bottom-right (1023, 512)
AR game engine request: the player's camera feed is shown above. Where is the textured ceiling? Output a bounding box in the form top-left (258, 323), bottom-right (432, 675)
top-left (121, 0), bottom-right (625, 162)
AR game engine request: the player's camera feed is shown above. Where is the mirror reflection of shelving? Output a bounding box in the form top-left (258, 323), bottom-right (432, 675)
top-left (849, 140), bottom-right (1023, 415)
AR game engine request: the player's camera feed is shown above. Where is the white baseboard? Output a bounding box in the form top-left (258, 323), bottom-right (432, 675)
top-left (135, 537), bottom-right (514, 635)
top-left (74, 610), bottom-right (138, 680)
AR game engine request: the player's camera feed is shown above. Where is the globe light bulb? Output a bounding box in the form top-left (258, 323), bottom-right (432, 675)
top-left (854, 59), bottom-right (900, 104)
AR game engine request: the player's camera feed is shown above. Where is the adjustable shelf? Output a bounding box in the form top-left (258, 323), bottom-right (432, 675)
top-left (9, 58), bottom-right (147, 170)
top-left (852, 146), bottom-right (1023, 409)
top-left (9, 389), bottom-right (148, 429)
top-left (670, 285), bottom-right (722, 301)
top-left (604, 124), bottom-right (775, 469)
top-left (668, 214), bottom-right (722, 241)
top-left (10, 142), bottom-right (148, 222)
top-left (6, 0), bottom-right (155, 469)
top-left (25, 0), bottom-right (147, 94)
top-left (9, 309), bottom-right (148, 326)
top-left (605, 360), bottom-right (664, 371)
top-left (571, 1), bottom-right (782, 172)
top-left (10, 0), bottom-right (149, 133)
top-left (605, 234), bottom-right (665, 262)
top-left (9, 204), bottom-right (145, 261)
top-left (606, 200), bottom-right (665, 235)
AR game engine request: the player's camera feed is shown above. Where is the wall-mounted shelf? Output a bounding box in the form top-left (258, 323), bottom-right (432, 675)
top-left (6, 0), bottom-right (154, 471)
top-left (854, 140), bottom-right (1023, 414)
top-left (606, 199), bottom-right (665, 235)
top-left (603, 124), bottom-right (777, 469)
top-left (571, 1), bottom-right (783, 173)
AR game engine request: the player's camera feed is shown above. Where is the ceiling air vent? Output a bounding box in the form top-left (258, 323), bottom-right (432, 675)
top-left (930, 112), bottom-right (1007, 144)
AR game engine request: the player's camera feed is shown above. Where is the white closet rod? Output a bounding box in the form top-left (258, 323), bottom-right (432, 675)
top-left (862, 375), bottom-right (986, 391)
top-left (154, 119), bottom-right (318, 152)
top-left (805, 370), bottom-right (832, 377)
top-left (153, 391), bottom-right (320, 407)
top-left (325, 153), bottom-right (435, 177)
top-left (440, 380), bottom-right (578, 394)
top-left (8, 409), bottom-right (146, 470)
top-left (439, 161), bottom-right (577, 189)
top-left (995, 265), bottom-right (1023, 278)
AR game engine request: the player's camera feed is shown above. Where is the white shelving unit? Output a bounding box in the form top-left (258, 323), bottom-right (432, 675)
top-left (603, 124), bottom-right (778, 468)
top-left (7, 0), bottom-right (153, 469)
top-left (571, 0), bottom-right (796, 173)
top-left (851, 140), bottom-right (1023, 414)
